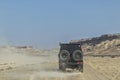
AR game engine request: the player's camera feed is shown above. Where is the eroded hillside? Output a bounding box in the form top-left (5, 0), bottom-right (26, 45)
top-left (70, 33), bottom-right (120, 55)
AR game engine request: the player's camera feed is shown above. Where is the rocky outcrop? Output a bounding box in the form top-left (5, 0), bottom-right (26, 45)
top-left (70, 33), bottom-right (120, 46)
top-left (70, 33), bottom-right (120, 55)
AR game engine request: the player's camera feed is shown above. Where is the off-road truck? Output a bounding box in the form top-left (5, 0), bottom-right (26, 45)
top-left (58, 43), bottom-right (83, 72)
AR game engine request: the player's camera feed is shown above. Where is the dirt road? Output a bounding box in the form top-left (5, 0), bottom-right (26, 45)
top-left (0, 62), bottom-right (110, 80)
top-left (0, 47), bottom-right (119, 80)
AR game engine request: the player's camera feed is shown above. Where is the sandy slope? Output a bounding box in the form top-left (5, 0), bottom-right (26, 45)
top-left (0, 47), bottom-right (120, 80)
top-left (83, 39), bottom-right (120, 55)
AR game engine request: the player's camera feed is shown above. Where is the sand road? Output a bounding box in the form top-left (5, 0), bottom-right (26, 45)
top-left (0, 47), bottom-right (119, 80)
top-left (0, 62), bottom-right (110, 80)
top-left (84, 63), bottom-right (109, 80)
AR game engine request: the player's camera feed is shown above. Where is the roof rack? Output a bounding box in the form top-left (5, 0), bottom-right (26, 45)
top-left (59, 42), bottom-right (81, 46)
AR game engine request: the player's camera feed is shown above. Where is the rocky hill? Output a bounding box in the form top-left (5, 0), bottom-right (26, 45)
top-left (70, 33), bottom-right (120, 55)
top-left (70, 33), bottom-right (120, 45)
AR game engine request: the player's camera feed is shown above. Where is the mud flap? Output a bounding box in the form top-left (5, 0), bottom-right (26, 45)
top-left (78, 65), bottom-right (83, 72)
top-left (59, 63), bottom-right (66, 71)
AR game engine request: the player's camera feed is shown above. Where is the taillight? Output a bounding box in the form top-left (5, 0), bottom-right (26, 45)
top-left (77, 61), bottom-right (83, 64)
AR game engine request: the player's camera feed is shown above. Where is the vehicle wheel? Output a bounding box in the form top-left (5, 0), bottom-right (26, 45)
top-left (59, 50), bottom-right (70, 61)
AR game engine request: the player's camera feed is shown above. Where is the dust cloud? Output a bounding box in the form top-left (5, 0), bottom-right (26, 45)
top-left (0, 46), bottom-right (83, 80)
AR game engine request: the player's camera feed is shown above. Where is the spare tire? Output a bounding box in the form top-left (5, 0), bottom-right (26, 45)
top-left (59, 50), bottom-right (70, 61)
top-left (73, 50), bottom-right (83, 61)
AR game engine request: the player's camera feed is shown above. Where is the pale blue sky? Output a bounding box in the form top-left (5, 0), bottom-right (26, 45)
top-left (0, 0), bottom-right (120, 48)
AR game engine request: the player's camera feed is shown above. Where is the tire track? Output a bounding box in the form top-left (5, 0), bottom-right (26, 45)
top-left (84, 63), bottom-right (110, 80)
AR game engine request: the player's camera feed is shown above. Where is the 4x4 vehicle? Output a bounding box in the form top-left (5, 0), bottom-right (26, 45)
top-left (58, 43), bottom-right (83, 72)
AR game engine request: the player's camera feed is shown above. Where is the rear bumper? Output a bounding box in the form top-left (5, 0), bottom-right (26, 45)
top-left (65, 62), bottom-right (83, 69)
top-left (59, 61), bottom-right (83, 70)
top-left (67, 62), bottom-right (83, 65)
top-left (60, 61), bottom-right (83, 66)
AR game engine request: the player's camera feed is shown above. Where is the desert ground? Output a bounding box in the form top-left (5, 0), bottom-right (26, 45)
top-left (0, 46), bottom-right (120, 80)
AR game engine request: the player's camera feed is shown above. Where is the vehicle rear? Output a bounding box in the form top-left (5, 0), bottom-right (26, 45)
top-left (58, 43), bottom-right (83, 72)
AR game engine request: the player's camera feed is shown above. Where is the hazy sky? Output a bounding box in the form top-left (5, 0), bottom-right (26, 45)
top-left (0, 0), bottom-right (120, 48)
